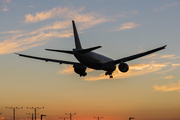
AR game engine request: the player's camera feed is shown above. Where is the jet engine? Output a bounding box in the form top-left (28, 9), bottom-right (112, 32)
top-left (73, 64), bottom-right (87, 77)
top-left (118, 63), bottom-right (129, 72)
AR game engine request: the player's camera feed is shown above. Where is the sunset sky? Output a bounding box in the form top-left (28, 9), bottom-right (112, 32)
top-left (0, 0), bottom-right (180, 120)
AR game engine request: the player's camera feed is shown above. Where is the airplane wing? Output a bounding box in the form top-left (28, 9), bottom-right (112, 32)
top-left (114, 45), bottom-right (167, 64)
top-left (15, 53), bottom-right (81, 65)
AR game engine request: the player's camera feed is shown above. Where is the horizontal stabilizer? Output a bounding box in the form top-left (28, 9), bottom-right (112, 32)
top-left (78, 46), bottom-right (102, 54)
top-left (45, 49), bottom-right (73, 54)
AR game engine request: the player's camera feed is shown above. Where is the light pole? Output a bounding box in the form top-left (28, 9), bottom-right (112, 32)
top-left (129, 117), bottom-right (135, 120)
top-left (41, 114), bottom-right (46, 120)
top-left (59, 117), bottom-right (69, 120)
top-left (6, 107), bottom-right (23, 120)
top-left (93, 116), bottom-right (103, 120)
top-left (27, 107), bottom-right (44, 120)
top-left (26, 113), bottom-right (33, 120)
top-left (65, 113), bottom-right (76, 120)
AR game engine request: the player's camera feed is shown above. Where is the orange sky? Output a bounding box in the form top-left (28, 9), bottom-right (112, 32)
top-left (0, 0), bottom-right (180, 120)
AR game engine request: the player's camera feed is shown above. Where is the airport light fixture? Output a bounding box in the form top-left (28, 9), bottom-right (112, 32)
top-left (27, 107), bottom-right (44, 120)
top-left (93, 116), bottom-right (103, 120)
top-left (26, 113), bottom-right (33, 120)
top-left (6, 107), bottom-right (23, 120)
top-left (59, 117), bottom-right (69, 120)
top-left (65, 113), bottom-right (76, 120)
top-left (28, 116), bottom-right (33, 120)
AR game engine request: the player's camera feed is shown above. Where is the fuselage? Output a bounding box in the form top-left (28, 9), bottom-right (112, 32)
top-left (73, 49), bottom-right (116, 71)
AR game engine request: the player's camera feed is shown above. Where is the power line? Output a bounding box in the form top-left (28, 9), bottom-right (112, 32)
top-left (65, 113), bottom-right (76, 120)
top-left (93, 116), bottom-right (103, 120)
top-left (6, 107), bottom-right (23, 120)
top-left (27, 107), bottom-right (44, 120)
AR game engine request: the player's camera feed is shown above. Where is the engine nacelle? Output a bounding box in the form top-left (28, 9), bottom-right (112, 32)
top-left (118, 63), bottom-right (129, 72)
top-left (73, 64), bottom-right (87, 77)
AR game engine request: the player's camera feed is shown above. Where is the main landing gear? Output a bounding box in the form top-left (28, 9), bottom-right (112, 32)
top-left (80, 72), bottom-right (87, 77)
top-left (105, 71), bottom-right (113, 78)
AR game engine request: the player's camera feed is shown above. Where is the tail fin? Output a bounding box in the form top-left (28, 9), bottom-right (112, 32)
top-left (72, 20), bottom-right (82, 49)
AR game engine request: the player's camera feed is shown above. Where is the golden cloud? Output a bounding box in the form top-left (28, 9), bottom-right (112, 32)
top-left (31, 12), bottom-right (107, 34)
top-left (164, 75), bottom-right (174, 79)
top-left (0, 7), bottom-right (107, 55)
top-left (38, 20), bottom-right (71, 31)
top-left (4, 0), bottom-right (11, 3)
top-left (159, 54), bottom-right (180, 59)
top-left (1, 0), bottom-right (11, 11)
top-left (154, 2), bottom-right (180, 12)
top-left (154, 80), bottom-right (180, 92)
top-left (1, 5), bottom-right (9, 11)
top-left (159, 63), bottom-right (180, 73)
top-left (116, 22), bottom-right (139, 31)
top-left (58, 65), bottom-right (94, 75)
top-left (172, 63), bottom-right (180, 67)
top-left (0, 33), bottom-right (47, 55)
top-left (25, 6), bottom-right (107, 25)
top-left (114, 10), bottom-right (138, 19)
top-left (142, 54), bottom-right (180, 60)
top-left (57, 62), bottom-right (179, 81)
top-left (133, 11), bottom-right (138, 14)
top-left (143, 54), bottom-right (158, 59)
top-left (29, 5), bottom-right (35, 8)
top-left (25, 7), bottom-right (99, 23)
top-left (58, 65), bottom-right (74, 74)
top-left (44, 30), bottom-right (73, 38)
top-left (84, 62), bottom-right (168, 81)
top-left (25, 7), bottom-right (70, 23)
top-left (0, 30), bottom-right (23, 34)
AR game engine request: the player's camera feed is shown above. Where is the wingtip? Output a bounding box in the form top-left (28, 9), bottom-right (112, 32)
top-left (45, 49), bottom-right (52, 51)
top-left (14, 53), bottom-right (20, 55)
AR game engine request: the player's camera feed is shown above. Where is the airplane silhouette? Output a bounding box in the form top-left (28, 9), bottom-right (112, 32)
top-left (15, 20), bottom-right (167, 78)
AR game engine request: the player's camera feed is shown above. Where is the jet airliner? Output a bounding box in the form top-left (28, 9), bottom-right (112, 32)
top-left (16, 20), bottom-right (167, 78)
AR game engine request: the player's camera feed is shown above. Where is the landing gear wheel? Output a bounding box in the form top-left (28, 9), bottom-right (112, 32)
top-left (80, 72), bottom-right (87, 77)
top-left (105, 71), bottom-right (112, 76)
top-left (105, 71), bottom-right (113, 78)
top-left (83, 72), bottom-right (87, 76)
top-left (105, 72), bottom-right (108, 76)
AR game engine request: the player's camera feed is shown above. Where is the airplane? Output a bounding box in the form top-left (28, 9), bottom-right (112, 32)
top-left (15, 20), bottom-right (167, 78)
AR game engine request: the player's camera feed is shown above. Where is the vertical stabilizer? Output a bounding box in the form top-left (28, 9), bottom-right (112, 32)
top-left (72, 20), bottom-right (82, 49)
